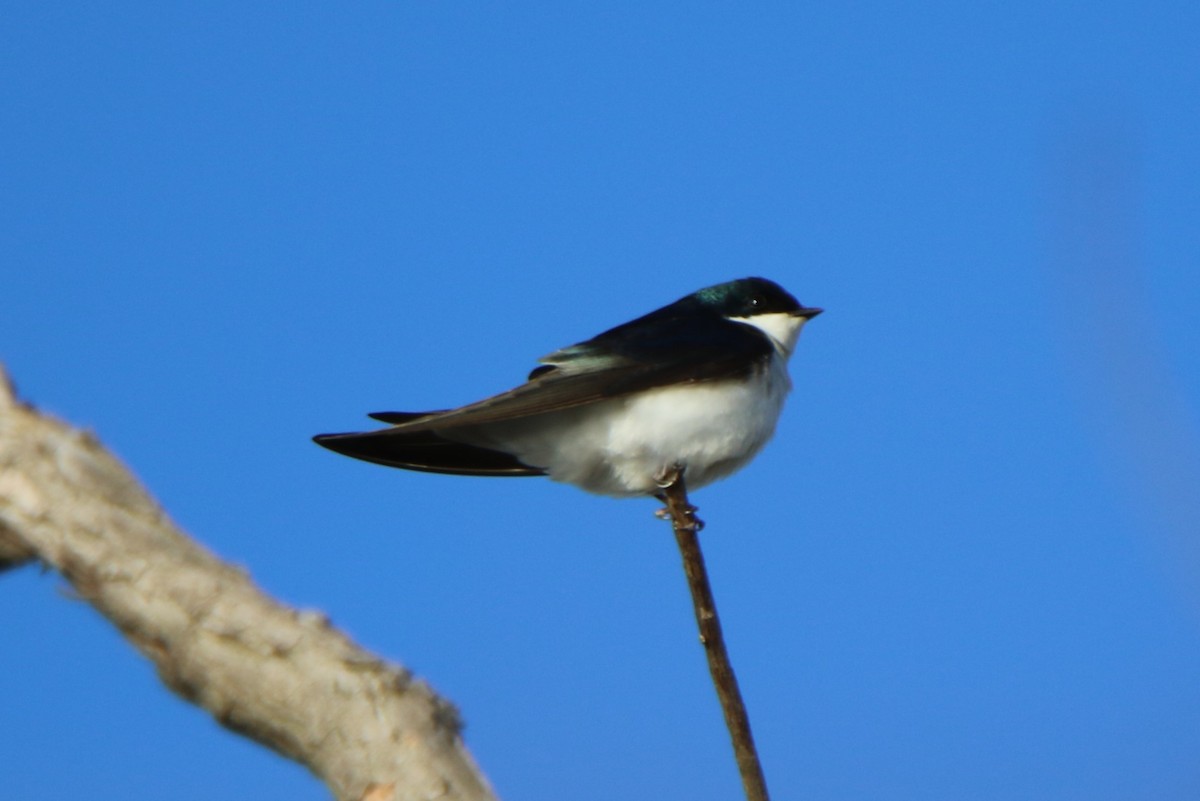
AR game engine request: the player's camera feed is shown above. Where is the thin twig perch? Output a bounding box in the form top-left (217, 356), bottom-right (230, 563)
top-left (657, 466), bottom-right (771, 801)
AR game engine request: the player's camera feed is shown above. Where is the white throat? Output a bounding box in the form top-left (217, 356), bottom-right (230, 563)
top-left (727, 312), bottom-right (808, 356)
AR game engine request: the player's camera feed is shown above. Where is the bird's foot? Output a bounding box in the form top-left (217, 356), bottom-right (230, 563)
top-left (654, 464), bottom-right (684, 489)
top-left (653, 466), bottom-right (704, 531)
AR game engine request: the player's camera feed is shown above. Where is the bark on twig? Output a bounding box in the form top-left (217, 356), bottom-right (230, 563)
top-left (658, 467), bottom-right (771, 801)
top-left (0, 364), bottom-right (497, 801)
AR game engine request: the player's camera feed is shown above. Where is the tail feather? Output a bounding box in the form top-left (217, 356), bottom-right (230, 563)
top-left (313, 427), bottom-right (544, 477)
top-left (367, 410), bottom-right (446, 424)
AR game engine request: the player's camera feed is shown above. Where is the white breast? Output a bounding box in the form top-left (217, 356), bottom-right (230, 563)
top-left (473, 355), bottom-right (793, 497)
top-left (603, 358), bottom-right (792, 494)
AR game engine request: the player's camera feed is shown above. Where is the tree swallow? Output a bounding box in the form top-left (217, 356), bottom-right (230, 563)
top-left (314, 277), bottom-right (821, 497)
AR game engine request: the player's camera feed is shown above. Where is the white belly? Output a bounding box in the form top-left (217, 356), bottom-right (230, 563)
top-left (466, 359), bottom-right (792, 497)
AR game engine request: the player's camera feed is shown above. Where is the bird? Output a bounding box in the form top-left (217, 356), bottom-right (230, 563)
top-left (314, 277), bottom-right (821, 498)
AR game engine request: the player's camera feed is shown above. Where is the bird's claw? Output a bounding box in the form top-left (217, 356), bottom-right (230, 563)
top-left (652, 464), bottom-right (703, 530)
top-left (654, 464), bottom-right (685, 489)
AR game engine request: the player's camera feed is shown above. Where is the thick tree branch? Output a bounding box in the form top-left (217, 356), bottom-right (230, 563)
top-left (0, 364), bottom-right (497, 801)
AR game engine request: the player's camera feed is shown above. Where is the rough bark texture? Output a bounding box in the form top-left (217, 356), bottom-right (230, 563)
top-left (0, 365), bottom-right (498, 801)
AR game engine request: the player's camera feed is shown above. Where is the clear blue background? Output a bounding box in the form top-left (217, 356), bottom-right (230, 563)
top-left (3, 3), bottom-right (1199, 800)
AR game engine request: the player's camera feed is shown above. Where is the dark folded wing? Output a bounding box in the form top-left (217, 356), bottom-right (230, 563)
top-left (373, 314), bottom-right (773, 433)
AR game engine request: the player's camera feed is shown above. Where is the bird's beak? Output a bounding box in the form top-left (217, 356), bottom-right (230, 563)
top-left (794, 306), bottom-right (824, 319)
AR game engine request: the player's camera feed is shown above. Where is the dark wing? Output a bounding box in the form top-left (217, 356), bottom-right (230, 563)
top-left (367, 308), bottom-right (774, 434)
top-left (312, 302), bottom-right (774, 473)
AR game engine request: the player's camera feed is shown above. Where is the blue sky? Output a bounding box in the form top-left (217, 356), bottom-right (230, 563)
top-left (3, 3), bottom-right (1199, 799)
